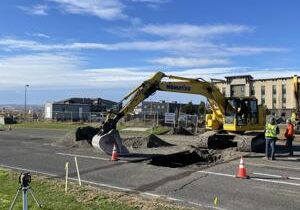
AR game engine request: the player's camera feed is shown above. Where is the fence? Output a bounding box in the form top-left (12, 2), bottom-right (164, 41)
top-left (44, 111), bottom-right (108, 123)
top-left (9, 110), bottom-right (203, 131)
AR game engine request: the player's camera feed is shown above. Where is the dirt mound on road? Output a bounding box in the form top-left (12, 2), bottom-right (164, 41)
top-left (52, 130), bottom-right (91, 148)
top-left (123, 134), bottom-right (174, 149)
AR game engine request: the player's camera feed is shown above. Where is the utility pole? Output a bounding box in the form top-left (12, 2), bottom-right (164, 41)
top-left (24, 85), bottom-right (29, 122)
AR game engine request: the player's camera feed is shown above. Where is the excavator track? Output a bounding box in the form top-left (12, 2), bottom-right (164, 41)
top-left (234, 132), bottom-right (265, 152)
top-left (196, 131), bottom-right (265, 152)
top-left (197, 130), bottom-right (237, 149)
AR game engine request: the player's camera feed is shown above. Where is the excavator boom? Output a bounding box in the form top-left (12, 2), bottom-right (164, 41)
top-left (101, 72), bottom-right (227, 135)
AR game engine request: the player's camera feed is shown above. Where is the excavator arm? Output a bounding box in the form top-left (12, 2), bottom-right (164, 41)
top-left (100, 72), bottom-right (166, 135)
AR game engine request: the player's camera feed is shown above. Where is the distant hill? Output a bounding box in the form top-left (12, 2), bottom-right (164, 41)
top-left (0, 104), bottom-right (43, 112)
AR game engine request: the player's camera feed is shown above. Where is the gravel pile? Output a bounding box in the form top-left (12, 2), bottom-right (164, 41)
top-left (123, 134), bottom-right (174, 149)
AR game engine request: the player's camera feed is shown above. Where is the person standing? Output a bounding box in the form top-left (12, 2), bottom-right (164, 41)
top-left (285, 119), bottom-right (294, 156)
top-left (265, 117), bottom-right (280, 160)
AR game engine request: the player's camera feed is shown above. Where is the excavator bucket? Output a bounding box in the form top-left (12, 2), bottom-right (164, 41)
top-left (91, 129), bottom-right (130, 156)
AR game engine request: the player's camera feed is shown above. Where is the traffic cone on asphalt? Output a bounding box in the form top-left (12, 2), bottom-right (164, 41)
top-left (236, 156), bottom-right (249, 179)
top-left (111, 144), bottom-right (119, 161)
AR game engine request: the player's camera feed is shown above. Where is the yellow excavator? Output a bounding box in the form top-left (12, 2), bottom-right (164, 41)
top-left (76, 71), bottom-right (266, 154)
top-left (292, 75), bottom-right (300, 133)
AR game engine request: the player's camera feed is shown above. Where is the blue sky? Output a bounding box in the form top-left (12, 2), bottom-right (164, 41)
top-left (0, 0), bottom-right (300, 105)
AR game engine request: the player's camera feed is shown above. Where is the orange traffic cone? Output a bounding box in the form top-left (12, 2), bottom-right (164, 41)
top-left (236, 156), bottom-right (249, 179)
top-left (111, 144), bottom-right (119, 161)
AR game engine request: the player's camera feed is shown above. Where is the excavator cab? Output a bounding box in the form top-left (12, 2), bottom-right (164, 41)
top-left (223, 97), bottom-right (263, 132)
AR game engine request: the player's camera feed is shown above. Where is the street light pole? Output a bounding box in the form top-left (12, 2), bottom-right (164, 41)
top-left (24, 85), bottom-right (29, 121)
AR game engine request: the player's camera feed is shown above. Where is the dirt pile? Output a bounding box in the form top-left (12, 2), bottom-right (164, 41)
top-left (168, 127), bottom-right (194, 135)
top-left (219, 147), bottom-right (244, 162)
top-left (123, 134), bottom-right (174, 149)
top-left (52, 130), bottom-right (91, 148)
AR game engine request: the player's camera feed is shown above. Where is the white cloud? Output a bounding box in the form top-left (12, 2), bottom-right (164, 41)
top-left (0, 38), bottom-right (109, 51)
top-left (0, 38), bottom-right (208, 52)
top-left (0, 38), bottom-right (286, 58)
top-left (130, 0), bottom-right (170, 3)
top-left (225, 47), bottom-right (288, 55)
top-left (140, 24), bottom-right (253, 38)
top-left (0, 53), bottom-right (298, 91)
top-left (29, 33), bottom-right (51, 39)
top-left (151, 57), bottom-right (230, 67)
top-left (48, 0), bottom-right (126, 20)
top-left (80, 67), bottom-right (300, 87)
top-left (0, 53), bottom-right (83, 89)
top-left (130, 0), bottom-right (170, 8)
top-left (18, 5), bottom-right (48, 15)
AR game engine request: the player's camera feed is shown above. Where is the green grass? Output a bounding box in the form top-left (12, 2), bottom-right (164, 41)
top-left (4, 121), bottom-right (171, 136)
top-left (6, 122), bottom-right (96, 130)
top-left (0, 169), bottom-right (187, 210)
top-left (149, 126), bottom-right (171, 135)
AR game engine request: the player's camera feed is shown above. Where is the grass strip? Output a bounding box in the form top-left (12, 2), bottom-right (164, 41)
top-left (0, 168), bottom-right (191, 210)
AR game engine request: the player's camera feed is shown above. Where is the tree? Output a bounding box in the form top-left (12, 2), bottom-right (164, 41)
top-left (181, 102), bottom-right (197, 115)
top-left (198, 101), bottom-right (206, 115)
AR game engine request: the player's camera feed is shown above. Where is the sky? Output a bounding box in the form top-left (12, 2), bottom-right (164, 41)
top-left (0, 0), bottom-right (300, 105)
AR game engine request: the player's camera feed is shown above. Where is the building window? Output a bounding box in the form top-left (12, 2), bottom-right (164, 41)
top-left (222, 87), bottom-right (226, 95)
top-left (272, 85), bottom-right (277, 95)
top-left (282, 103), bottom-right (286, 109)
top-left (282, 84), bottom-right (286, 94)
top-left (281, 84), bottom-right (286, 109)
top-left (241, 86), bottom-right (245, 97)
top-left (261, 85), bottom-right (265, 105)
top-left (272, 85), bottom-right (277, 109)
top-left (282, 97), bottom-right (286, 104)
top-left (261, 85), bottom-right (265, 95)
top-left (272, 97), bottom-right (277, 109)
top-left (231, 85), bottom-right (245, 97)
top-left (261, 97), bottom-right (265, 105)
top-left (251, 86), bottom-right (255, 96)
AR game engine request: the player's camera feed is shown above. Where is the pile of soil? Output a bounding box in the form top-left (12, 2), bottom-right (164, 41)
top-left (167, 127), bottom-right (194, 135)
top-left (149, 146), bottom-right (243, 168)
top-left (52, 130), bottom-right (91, 148)
top-left (123, 134), bottom-right (174, 149)
top-left (219, 147), bottom-right (244, 162)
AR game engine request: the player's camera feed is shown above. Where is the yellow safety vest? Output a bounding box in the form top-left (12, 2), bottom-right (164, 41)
top-left (291, 113), bottom-right (296, 123)
top-left (265, 124), bottom-right (277, 138)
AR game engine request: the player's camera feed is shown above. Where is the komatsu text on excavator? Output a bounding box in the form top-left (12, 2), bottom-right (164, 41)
top-left (76, 72), bottom-right (266, 154)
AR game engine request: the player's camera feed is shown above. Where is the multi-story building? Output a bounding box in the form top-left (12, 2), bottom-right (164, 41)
top-left (213, 75), bottom-right (300, 116)
top-left (134, 101), bottom-right (169, 115)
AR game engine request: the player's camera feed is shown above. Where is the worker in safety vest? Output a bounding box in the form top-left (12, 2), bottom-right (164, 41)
top-left (264, 117), bottom-right (280, 160)
top-left (285, 119), bottom-right (295, 156)
top-left (291, 113), bottom-right (297, 124)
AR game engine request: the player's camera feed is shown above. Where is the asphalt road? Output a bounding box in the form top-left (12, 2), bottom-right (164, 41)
top-left (0, 128), bottom-right (300, 210)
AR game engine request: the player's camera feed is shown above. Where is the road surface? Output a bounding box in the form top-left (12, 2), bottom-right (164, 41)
top-left (0, 128), bottom-right (299, 210)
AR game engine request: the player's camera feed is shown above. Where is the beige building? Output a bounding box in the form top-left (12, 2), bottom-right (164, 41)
top-left (214, 75), bottom-right (300, 116)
